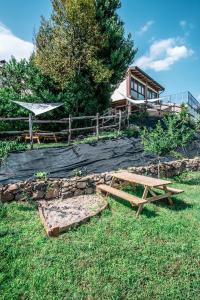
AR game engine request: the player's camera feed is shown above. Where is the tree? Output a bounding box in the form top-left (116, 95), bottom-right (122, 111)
top-left (95, 0), bottom-right (136, 85)
top-left (35, 0), bottom-right (136, 115)
top-left (1, 56), bottom-right (60, 102)
top-left (0, 56), bottom-right (65, 131)
top-left (141, 113), bottom-right (195, 178)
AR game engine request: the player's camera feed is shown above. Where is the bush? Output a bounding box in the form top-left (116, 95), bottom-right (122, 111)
top-left (0, 140), bottom-right (27, 162)
top-left (141, 113), bottom-right (195, 178)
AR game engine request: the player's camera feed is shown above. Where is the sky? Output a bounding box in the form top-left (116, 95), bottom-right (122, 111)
top-left (0, 0), bottom-right (199, 99)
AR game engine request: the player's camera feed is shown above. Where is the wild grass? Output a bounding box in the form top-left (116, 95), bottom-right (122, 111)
top-left (1, 171), bottom-right (200, 299)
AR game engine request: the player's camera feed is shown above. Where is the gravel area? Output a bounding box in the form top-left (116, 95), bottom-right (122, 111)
top-left (39, 195), bottom-right (108, 235)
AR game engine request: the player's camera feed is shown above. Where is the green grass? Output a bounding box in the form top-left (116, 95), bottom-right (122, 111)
top-left (1, 171), bottom-right (200, 299)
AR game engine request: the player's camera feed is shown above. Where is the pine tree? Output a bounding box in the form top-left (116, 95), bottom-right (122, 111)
top-left (96, 0), bottom-right (136, 84)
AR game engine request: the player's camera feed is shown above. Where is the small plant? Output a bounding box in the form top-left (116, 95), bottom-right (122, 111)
top-left (73, 168), bottom-right (83, 177)
top-left (73, 167), bottom-right (87, 177)
top-left (34, 171), bottom-right (48, 181)
top-left (124, 125), bottom-right (140, 138)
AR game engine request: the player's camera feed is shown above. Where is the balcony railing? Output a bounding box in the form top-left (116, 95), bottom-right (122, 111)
top-left (160, 91), bottom-right (200, 117)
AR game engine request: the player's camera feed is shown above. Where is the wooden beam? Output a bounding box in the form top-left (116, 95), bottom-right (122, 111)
top-left (29, 113), bottom-right (33, 150)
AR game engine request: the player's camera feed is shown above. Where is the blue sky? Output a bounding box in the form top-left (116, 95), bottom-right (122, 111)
top-left (0, 0), bottom-right (199, 99)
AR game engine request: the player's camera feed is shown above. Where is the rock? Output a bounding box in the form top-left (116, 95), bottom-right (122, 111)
top-left (76, 181), bottom-right (87, 189)
top-left (15, 193), bottom-right (26, 201)
top-left (2, 190), bottom-right (14, 202)
top-left (98, 178), bottom-right (105, 184)
top-left (23, 186), bottom-right (33, 193)
top-left (49, 182), bottom-right (60, 189)
top-left (94, 176), bottom-right (101, 182)
top-left (62, 191), bottom-right (74, 200)
top-left (62, 187), bottom-right (72, 193)
top-left (85, 188), bottom-right (94, 195)
top-left (105, 175), bottom-right (112, 182)
top-left (34, 182), bottom-right (47, 191)
top-left (6, 184), bottom-right (19, 193)
top-left (32, 190), bottom-right (45, 200)
top-left (62, 182), bottom-right (71, 188)
top-left (45, 188), bottom-right (60, 200)
top-left (74, 189), bottom-right (85, 196)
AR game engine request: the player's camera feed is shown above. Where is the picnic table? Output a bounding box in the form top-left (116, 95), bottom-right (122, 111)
top-left (22, 131), bottom-right (57, 144)
top-left (97, 171), bottom-right (184, 217)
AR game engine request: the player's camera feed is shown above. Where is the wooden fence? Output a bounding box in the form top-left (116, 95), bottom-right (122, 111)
top-left (0, 110), bottom-right (129, 147)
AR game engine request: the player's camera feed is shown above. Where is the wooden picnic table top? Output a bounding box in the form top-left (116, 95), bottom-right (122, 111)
top-left (112, 171), bottom-right (171, 188)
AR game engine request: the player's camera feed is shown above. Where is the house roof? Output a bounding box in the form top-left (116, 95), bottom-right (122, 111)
top-left (129, 66), bottom-right (165, 91)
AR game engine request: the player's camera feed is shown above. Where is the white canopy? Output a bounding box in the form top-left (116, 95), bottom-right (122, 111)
top-left (117, 92), bottom-right (162, 105)
top-left (12, 101), bottom-right (63, 116)
top-left (111, 79), bottom-right (127, 102)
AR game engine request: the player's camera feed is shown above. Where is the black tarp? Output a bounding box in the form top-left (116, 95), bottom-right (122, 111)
top-left (0, 136), bottom-right (199, 184)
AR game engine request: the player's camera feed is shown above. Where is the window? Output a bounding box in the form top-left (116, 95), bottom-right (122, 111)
top-left (147, 89), bottom-right (158, 99)
top-left (131, 78), bottom-right (145, 100)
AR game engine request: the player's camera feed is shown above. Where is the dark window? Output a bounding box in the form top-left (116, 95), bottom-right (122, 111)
top-left (131, 78), bottom-right (145, 100)
top-left (147, 89), bottom-right (158, 99)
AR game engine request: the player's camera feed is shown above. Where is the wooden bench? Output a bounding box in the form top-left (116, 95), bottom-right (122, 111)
top-left (156, 186), bottom-right (184, 194)
top-left (23, 133), bottom-right (40, 144)
top-left (97, 184), bottom-right (147, 217)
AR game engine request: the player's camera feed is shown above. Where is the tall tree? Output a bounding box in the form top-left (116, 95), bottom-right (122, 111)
top-left (96, 0), bottom-right (136, 84)
top-left (35, 0), bottom-right (136, 115)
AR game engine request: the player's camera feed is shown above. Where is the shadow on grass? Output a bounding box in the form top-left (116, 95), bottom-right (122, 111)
top-left (155, 197), bottom-right (193, 211)
top-left (111, 197), bottom-right (159, 218)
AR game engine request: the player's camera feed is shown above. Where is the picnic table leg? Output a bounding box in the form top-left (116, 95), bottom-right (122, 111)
top-left (142, 186), bottom-right (149, 200)
top-left (163, 185), bottom-right (173, 205)
top-left (136, 204), bottom-right (144, 218)
top-left (110, 177), bottom-right (115, 187)
top-left (103, 176), bottom-right (115, 197)
top-left (136, 185), bottom-right (149, 217)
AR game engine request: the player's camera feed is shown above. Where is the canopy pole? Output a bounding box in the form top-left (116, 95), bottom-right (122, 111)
top-left (29, 113), bottom-right (33, 150)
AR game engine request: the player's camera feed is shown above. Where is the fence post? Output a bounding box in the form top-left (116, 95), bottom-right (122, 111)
top-left (96, 113), bottom-right (99, 140)
top-left (118, 110), bottom-right (122, 132)
top-left (29, 113), bottom-right (33, 150)
top-left (68, 114), bottom-right (72, 144)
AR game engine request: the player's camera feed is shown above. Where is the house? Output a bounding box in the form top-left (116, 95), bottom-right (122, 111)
top-left (111, 66), bottom-right (200, 117)
top-left (111, 66), bottom-right (165, 111)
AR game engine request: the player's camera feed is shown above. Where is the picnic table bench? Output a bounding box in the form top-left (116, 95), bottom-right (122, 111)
top-left (22, 131), bottom-right (58, 144)
top-left (97, 171), bottom-right (184, 217)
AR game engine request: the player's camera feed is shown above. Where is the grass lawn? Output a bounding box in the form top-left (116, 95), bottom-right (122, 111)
top-left (1, 172), bottom-right (200, 300)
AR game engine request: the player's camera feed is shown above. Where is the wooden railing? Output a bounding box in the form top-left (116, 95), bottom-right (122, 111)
top-left (0, 110), bottom-right (129, 145)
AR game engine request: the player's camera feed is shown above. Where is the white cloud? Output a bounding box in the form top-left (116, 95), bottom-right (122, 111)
top-left (0, 22), bottom-right (34, 61)
top-left (137, 20), bottom-right (154, 35)
top-left (135, 38), bottom-right (193, 72)
top-left (197, 95), bottom-right (200, 101)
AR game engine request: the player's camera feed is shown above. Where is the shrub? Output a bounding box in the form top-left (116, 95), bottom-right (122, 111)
top-left (0, 140), bottom-right (27, 163)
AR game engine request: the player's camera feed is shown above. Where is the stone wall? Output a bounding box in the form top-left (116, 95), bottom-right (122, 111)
top-left (1, 157), bottom-right (200, 203)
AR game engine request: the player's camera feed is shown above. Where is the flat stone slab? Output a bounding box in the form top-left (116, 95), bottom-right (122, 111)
top-left (38, 195), bottom-right (108, 236)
